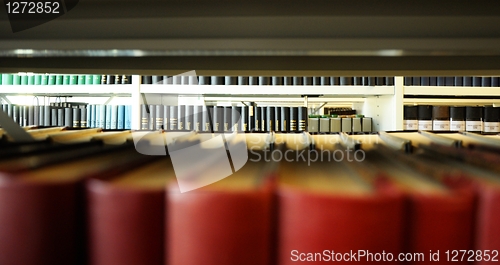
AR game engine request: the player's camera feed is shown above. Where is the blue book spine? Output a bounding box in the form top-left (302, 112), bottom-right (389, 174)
top-left (117, 105), bottom-right (125, 129)
top-left (111, 105), bottom-right (118, 129)
top-left (105, 105), bottom-right (112, 129)
top-left (99, 104), bottom-right (106, 128)
top-left (95, 105), bottom-right (100, 128)
top-left (125, 105), bottom-right (131, 129)
top-left (86, 105), bottom-right (91, 128)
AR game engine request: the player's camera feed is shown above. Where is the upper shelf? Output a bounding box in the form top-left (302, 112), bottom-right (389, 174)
top-left (0, 85), bottom-right (133, 96)
top-left (404, 86), bottom-right (500, 97)
top-left (139, 85), bottom-right (394, 96)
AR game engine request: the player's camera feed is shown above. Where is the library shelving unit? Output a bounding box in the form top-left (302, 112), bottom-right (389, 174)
top-left (3, 75), bottom-right (500, 131)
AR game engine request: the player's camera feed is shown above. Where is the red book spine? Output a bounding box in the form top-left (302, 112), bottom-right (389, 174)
top-left (0, 179), bottom-right (80, 265)
top-left (167, 185), bottom-right (273, 265)
top-left (277, 186), bottom-right (405, 265)
top-left (87, 179), bottom-right (165, 265)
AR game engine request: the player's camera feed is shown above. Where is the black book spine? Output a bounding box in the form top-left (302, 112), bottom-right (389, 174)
top-left (298, 107), bottom-right (307, 132)
top-left (64, 108), bottom-right (73, 127)
top-left (185, 105), bottom-right (193, 131)
top-left (281, 107), bottom-right (290, 132)
top-left (385, 77), bottom-right (394, 86)
top-left (121, 75), bottom-right (130, 84)
top-left (445, 77), bottom-right (454, 86)
top-left (482, 77), bottom-right (492, 87)
top-left (454, 77), bottom-right (463, 86)
top-left (170, 106), bottom-right (178, 131)
top-left (320, 77), bottom-right (330, 86)
top-left (156, 105), bottom-right (164, 130)
top-left (238, 76), bottom-right (249, 85)
top-left (240, 106), bottom-right (248, 132)
top-left (290, 107), bottom-right (298, 132)
top-left (376, 77), bottom-right (385, 85)
top-left (259, 76), bottom-right (270, 85)
top-left (193, 106), bottom-right (202, 131)
top-left (463, 77), bottom-right (472, 86)
top-left (260, 106), bottom-right (267, 132)
top-left (114, 75), bottom-right (121, 84)
top-left (141, 104), bottom-right (149, 130)
top-left (303, 77), bottom-right (313, 85)
top-left (247, 105), bottom-right (255, 132)
top-left (223, 106), bottom-right (232, 132)
top-left (254, 106), bottom-right (261, 132)
top-left (73, 108), bottom-right (81, 128)
top-left (225, 76), bottom-right (237, 85)
top-left (149, 104), bottom-right (156, 130)
top-left (472, 77), bottom-right (482, 87)
top-left (429, 77), bottom-right (437, 86)
top-left (107, 75), bottom-right (115, 85)
top-left (313, 77), bottom-right (321, 86)
top-left (101, 75), bottom-right (107, 85)
top-left (213, 106), bottom-right (224, 133)
top-left (352, 77), bottom-right (362, 85)
top-left (293, 76), bottom-right (302, 86)
top-left (283, 77), bottom-right (293, 85)
top-left (51, 108), bottom-right (58, 126)
top-left (275, 106), bottom-right (281, 132)
top-left (404, 77), bottom-right (412, 86)
top-left (340, 77), bottom-right (352, 85)
top-left (272, 76), bottom-right (283, 85)
top-left (177, 105), bottom-right (185, 131)
top-left (80, 107), bottom-right (87, 128)
top-left (421, 77), bottom-right (430, 86)
top-left (267, 106), bottom-right (275, 132)
top-left (412, 77), bottom-right (421, 86)
top-left (211, 76), bottom-right (224, 85)
top-left (249, 77), bottom-right (259, 85)
top-left (437, 77), bottom-right (445, 86)
top-left (492, 77), bottom-right (500, 87)
top-left (331, 77), bottom-right (340, 85)
top-left (231, 106), bottom-right (241, 132)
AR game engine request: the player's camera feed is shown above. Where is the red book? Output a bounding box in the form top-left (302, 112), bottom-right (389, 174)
top-left (87, 158), bottom-right (173, 265)
top-left (167, 155), bottom-right (276, 265)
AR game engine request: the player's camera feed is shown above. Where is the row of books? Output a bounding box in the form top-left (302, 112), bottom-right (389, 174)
top-left (0, 130), bottom-right (500, 265)
top-left (404, 76), bottom-right (500, 87)
top-left (0, 104), bottom-right (132, 129)
top-left (324, 107), bottom-right (357, 115)
top-left (141, 76), bottom-right (395, 86)
top-left (308, 114), bottom-right (372, 133)
top-left (404, 105), bottom-right (500, 132)
top-left (140, 104), bottom-right (311, 132)
top-left (0, 73), bottom-right (132, 85)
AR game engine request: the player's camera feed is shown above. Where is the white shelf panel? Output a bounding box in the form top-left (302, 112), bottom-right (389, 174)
top-left (404, 86), bottom-right (500, 96)
top-left (0, 85), bottom-right (133, 95)
top-left (140, 85), bottom-right (394, 96)
top-left (404, 98), bottom-right (500, 106)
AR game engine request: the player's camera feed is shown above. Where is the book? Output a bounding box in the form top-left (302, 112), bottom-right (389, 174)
top-left (225, 76), bottom-right (237, 85)
top-left (72, 108), bottom-right (81, 128)
top-left (99, 105), bottom-right (106, 129)
top-left (238, 76), bottom-right (248, 85)
top-left (293, 76), bottom-right (302, 86)
top-left (376, 77), bottom-right (385, 85)
top-left (290, 107), bottom-right (298, 132)
top-left (149, 104), bottom-right (157, 130)
top-left (283, 77), bottom-right (292, 85)
top-left (412, 77), bottom-right (421, 86)
top-left (320, 76), bottom-right (330, 86)
top-left (454, 76), bottom-right (463, 86)
top-left (437, 77), bottom-right (445, 86)
top-left (211, 76), bottom-right (224, 85)
top-left (105, 105), bottom-right (112, 129)
top-left (445, 76), bottom-right (454, 86)
top-left (64, 107), bottom-right (73, 127)
top-left (340, 77), bottom-right (352, 85)
top-left (275, 106), bottom-right (282, 132)
top-left (141, 104), bottom-right (149, 130)
top-left (125, 105), bottom-right (132, 130)
top-left (281, 107), bottom-right (290, 132)
top-left (266, 106), bottom-right (275, 132)
top-left (110, 105), bottom-right (118, 130)
top-left (80, 107), bottom-right (87, 128)
top-left (473, 77), bottom-right (482, 87)
top-left (193, 106), bottom-right (202, 131)
top-left (463, 77), bottom-right (472, 86)
top-left (303, 77), bottom-right (313, 85)
top-left (27, 105), bottom-right (34, 126)
top-left (313, 77), bottom-right (321, 85)
top-left (185, 105), bottom-right (193, 131)
top-left (170, 106), bottom-right (178, 131)
top-left (177, 105), bottom-right (185, 131)
top-left (106, 75), bottom-right (115, 85)
top-left (249, 77), bottom-right (259, 85)
top-left (254, 106), bottom-right (261, 132)
top-left (57, 108), bottom-right (64, 126)
top-left (272, 76), bottom-right (283, 85)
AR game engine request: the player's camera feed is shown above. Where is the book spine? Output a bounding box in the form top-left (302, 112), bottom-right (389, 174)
top-left (463, 77), bottom-right (472, 86)
top-left (151, 75), bottom-right (161, 85)
top-left (85, 105), bottom-right (91, 128)
top-left (64, 107), bottom-right (72, 127)
top-left (253, 106), bottom-right (261, 132)
top-left (91, 105), bottom-right (97, 128)
top-left (281, 107), bottom-right (290, 132)
top-left (247, 105), bottom-right (255, 132)
top-left (238, 76), bottom-right (249, 85)
top-left (101, 75), bottom-right (107, 85)
top-left (313, 77), bottom-right (321, 85)
top-left (267, 106), bottom-right (275, 132)
top-left (445, 77), bottom-right (454, 86)
top-left (293, 76), bottom-right (302, 85)
top-left (260, 106), bottom-right (267, 132)
top-left (340, 77), bottom-right (352, 85)
top-left (454, 77), bottom-right (463, 86)
top-left (320, 76), bottom-right (330, 86)
top-left (275, 106), bottom-right (281, 132)
top-left (224, 106), bottom-right (232, 132)
top-left (193, 105), bottom-right (202, 132)
top-left (412, 77), bottom-right (421, 86)
top-left (185, 105), bottom-right (193, 131)
top-left (298, 107), bottom-right (307, 132)
top-left (211, 76), bottom-right (224, 85)
top-left (22, 105), bottom-right (28, 126)
top-left (472, 77), bottom-right (482, 87)
top-left (114, 75), bottom-right (121, 85)
top-left (385, 77), bottom-right (394, 86)
top-left (272, 76), bottom-right (283, 85)
top-left (80, 107), bottom-right (87, 128)
top-left (225, 76), bottom-right (237, 85)
top-left (341, 118), bottom-right (352, 132)
top-left (177, 105), bottom-right (185, 131)
top-left (170, 106), bottom-right (178, 131)
top-left (283, 77), bottom-right (293, 85)
top-left (482, 77), bottom-right (492, 87)
top-left (73, 108), bottom-right (81, 128)
top-left (290, 107), bottom-right (298, 132)
top-left (111, 105), bottom-right (118, 130)
top-left (107, 75), bottom-right (115, 85)
top-left (213, 106), bottom-right (224, 133)
top-left (429, 77), bottom-right (437, 86)
top-left (141, 105), bottom-right (149, 130)
top-left (202, 106), bottom-right (211, 132)
top-left (303, 77), bottom-right (313, 85)
top-left (353, 77), bottom-right (362, 85)
top-left (240, 106), bottom-right (247, 132)
top-left (117, 105), bottom-right (125, 130)
top-left (149, 104), bottom-right (156, 130)
top-left (100, 105), bottom-right (106, 129)
top-left (155, 105), bottom-right (164, 130)
top-left (37, 105), bottom-right (43, 126)
top-left (162, 105), bottom-right (170, 131)
top-left (57, 108), bottom-right (64, 127)
top-left (125, 105), bottom-right (132, 130)
top-left (27, 105), bottom-right (34, 126)
top-left (43, 106), bottom-right (50, 126)
top-left (437, 77), bottom-right (445, 86)
top-left (231, 106), bottom-right (241, 132)
top-left (51, 108), bottom-right (57, 126)
top-left (249, 77), bottom-right (259, 85)
top-left (105, 105), bottom-right (112, 129)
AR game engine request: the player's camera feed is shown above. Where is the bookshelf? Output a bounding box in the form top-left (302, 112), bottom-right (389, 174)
top-left (3, 75), bottom-right (500, 131)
